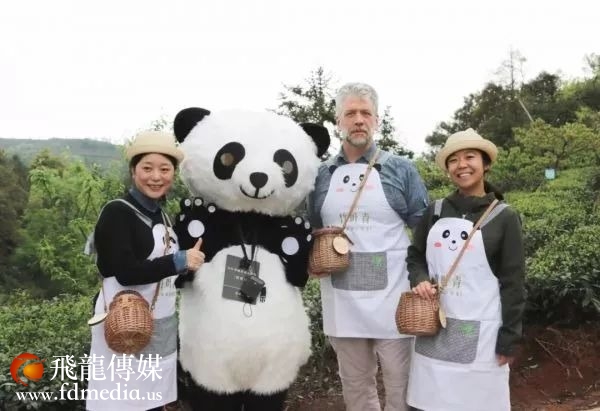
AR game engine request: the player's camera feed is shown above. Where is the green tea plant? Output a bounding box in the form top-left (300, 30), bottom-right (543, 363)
top-left (302, 279), bottom-right (333, 361)
top-left (526, 225), bottom-right (600, 322)
top-left (0, 291), bottom-right (91, 410)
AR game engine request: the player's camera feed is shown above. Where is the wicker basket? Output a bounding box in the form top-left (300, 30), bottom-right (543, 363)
top-left (308, 227), bottom-right (351, 274)
top-left (395, 292), bottom-right (441, 337)
top-left (104, 290), bottom-right (154, 354)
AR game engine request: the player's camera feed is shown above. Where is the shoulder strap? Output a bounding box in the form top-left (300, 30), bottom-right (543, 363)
top-left (111, 199), bottom-right (153, 228)
top-left (433, 199), bottom-right (443, 217)
top-left (341, 149), bottom-right (380, 231)
top-left (480, 203), bottom-right (508, 228)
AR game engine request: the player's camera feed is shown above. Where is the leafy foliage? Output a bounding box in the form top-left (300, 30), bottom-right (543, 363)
top-left (489, 147), bottom-right (547, 192)
top-left (413, 158), bottom-right (453, 201)
top-left (275, 67), bottom-right (337, 126)
top-left (8, 152), bottom-right (124, 297)
top-left (514, 119), bottom-right (600, 170)
top-left (526, 225), bottom-right (600, 322)
top-left (0, 151), bottom-right (28, 267)
top-left (376, 107), bottom-right (414, 159)
top-left (426, 82), bottom-right (526, 149)
top-left (302, 279), bottom-right (333, 361)
top-left (0, 291), bottom-right (90, 410)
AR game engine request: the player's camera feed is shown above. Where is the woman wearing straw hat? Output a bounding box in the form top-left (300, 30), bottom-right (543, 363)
top-left (405, 128), bottom-right (525, 410)
top-left (86, 131), bottom-right (204, 411)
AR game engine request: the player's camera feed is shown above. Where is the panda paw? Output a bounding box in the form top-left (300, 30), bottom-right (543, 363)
top-left (174, 197), bottom-right (217, 250)
top-left (278, 216), bottom-right (312, 263)
top-left (273, 216), bottom-right (312, 287)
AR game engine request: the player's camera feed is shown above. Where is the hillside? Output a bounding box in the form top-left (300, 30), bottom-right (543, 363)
top-left (0, 137), bottom-right (122, 169)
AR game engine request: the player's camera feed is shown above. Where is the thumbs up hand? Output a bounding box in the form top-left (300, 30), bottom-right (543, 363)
top-left (193, 238), bottom-right (202, 250)
top-left (186, 238), bottom-right (205, 272)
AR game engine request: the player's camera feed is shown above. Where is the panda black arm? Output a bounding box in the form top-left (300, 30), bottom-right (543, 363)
top-left (282, 256), bottom-right (310, 288)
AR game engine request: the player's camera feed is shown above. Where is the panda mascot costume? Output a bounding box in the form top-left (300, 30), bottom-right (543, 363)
top-left (172, 107), bottom-right (330, 411)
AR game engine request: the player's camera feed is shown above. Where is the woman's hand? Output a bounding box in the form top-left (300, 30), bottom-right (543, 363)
top-left (412, 280), bottom-right (437, 300)
top-left (308, 268), bottom-right (329, 279)
top-left (496, 355), bottom-right (514, 366)
top-left (186, 238), bottom-right (205, 272)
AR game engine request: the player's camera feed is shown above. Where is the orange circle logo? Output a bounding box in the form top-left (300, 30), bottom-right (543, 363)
top-left (10, 353), bottom-right (45, 386)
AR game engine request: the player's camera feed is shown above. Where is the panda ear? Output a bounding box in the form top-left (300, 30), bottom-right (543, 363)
top-left (174, 107), bottom-right (211, 143)
top-left (300, 123), bottom-right (330, 158)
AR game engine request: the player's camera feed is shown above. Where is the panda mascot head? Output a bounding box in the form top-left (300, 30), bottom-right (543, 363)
top-left (174, 107), bottom-right (329, 215)
top-left (172, 107), bottom-right (329, 409)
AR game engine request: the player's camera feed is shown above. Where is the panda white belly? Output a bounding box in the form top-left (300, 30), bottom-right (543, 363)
top-left (179, 245), bottom-right (311, 394)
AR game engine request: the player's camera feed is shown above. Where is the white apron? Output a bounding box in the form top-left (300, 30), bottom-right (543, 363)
top-left (319, 162), bottom-right (411, 338)
top-left (407, 215), bottom-right (510, 411)
top-left (87, 217), bottom-right (179, 411)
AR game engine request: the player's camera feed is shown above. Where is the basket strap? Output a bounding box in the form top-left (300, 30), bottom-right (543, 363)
top-left (439, 199), bottom-right (499, 292)
top-left (149, 210), bottom-right (172, 311)
top-left (341, 149), bottom-right (380, 231)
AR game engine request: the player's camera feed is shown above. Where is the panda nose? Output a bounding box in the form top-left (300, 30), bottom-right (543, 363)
top-left (250, 172), bottom-right (268, 189)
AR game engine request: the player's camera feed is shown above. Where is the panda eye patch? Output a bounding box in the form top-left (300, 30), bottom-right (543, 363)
top-left (214, 142), bottom-right (245, 180)
top-left (442, 229), bottom-right (450, 238)
top-left (273, 149), bottom-right (298, 187)
top-left (461, 231), bottom-right (468, 240)
top-left (343, 175), bottom-right (350, 184)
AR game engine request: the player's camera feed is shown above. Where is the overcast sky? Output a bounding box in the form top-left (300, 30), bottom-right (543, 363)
top-left (0, 0), bottom-right (597, 154)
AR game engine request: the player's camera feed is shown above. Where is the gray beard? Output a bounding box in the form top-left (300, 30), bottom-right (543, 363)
top-left (344, 133), bottom-right (370, 148)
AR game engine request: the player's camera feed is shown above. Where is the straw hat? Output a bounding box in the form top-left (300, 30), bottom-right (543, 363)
top-left (126, 130), bottom-right (184, 164)
top-left (435, 128), bottom-right (497, 171)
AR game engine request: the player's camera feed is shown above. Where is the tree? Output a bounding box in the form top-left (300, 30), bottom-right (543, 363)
top-left (514, 119), bottom-right (600, 170)
top-left (376, 107), bottom-right (414, 159)
top-left (275, 67), bottom-right (337, 126)
top-left (10, 152), bottom-right (125, 297)
top-left (0, 151), bottom-right (28, 271)
top-left (584, 53), bottom-right (600, 77)
top-left (496, 48), bottom-right (527, 96)
top-left (425, 52), bottom-right (600, 153)
top-left (520, 72), bottom-right (578, 126)
top-left (426, 82), bottom-right (526, 150)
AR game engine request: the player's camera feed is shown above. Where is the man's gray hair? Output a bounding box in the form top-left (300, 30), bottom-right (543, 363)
top-left (335, 82), bottom-right (379, 118)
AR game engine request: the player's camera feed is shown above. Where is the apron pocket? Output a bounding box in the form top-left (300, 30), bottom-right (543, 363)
top-left (331, 251), bottom-right (388, 291)
top-left (415, 317), bottom-right (480, 364)
top-left (136, 314), bottom-right (178, 358)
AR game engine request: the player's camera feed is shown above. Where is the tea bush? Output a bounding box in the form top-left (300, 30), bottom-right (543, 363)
top-left (0, 291), bottom-right (91, 410)
top-left (302, 279), bottom-right (333, 361)
top-left (488, 147), bottom-right (547, 192)
top-left (526, 224), bottom-right (600, 322)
